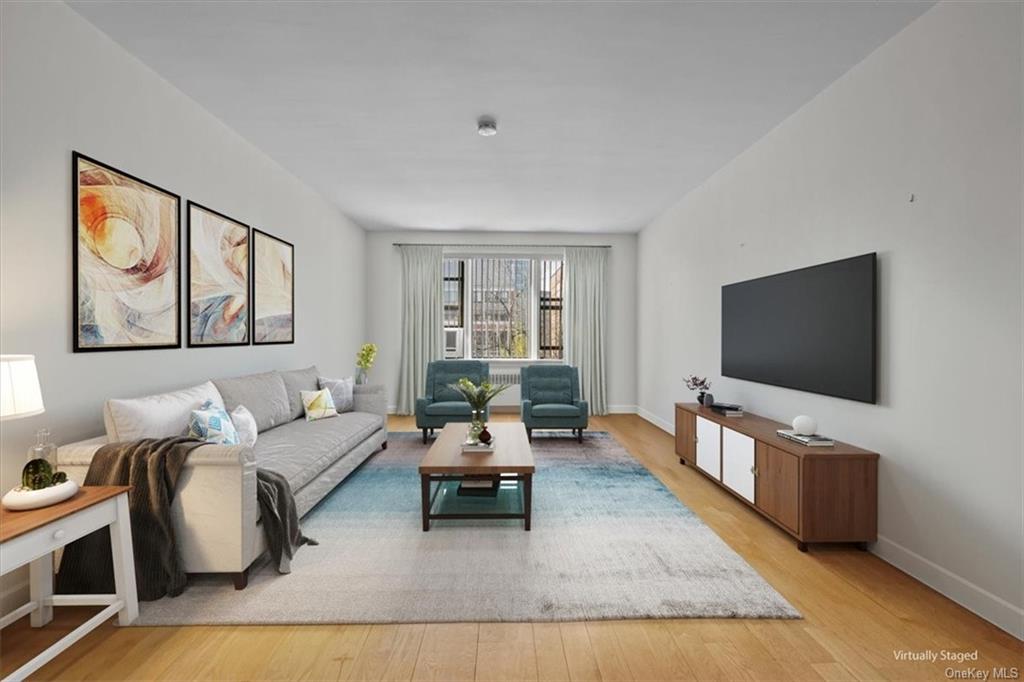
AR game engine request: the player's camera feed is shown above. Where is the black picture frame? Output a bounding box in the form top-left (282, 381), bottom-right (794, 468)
top-left (186, 200), bottom-right (251, 348)
top-left (251, 228), bottom-right (295, 345)
top-left (72, 151), bottom-right (182, 353)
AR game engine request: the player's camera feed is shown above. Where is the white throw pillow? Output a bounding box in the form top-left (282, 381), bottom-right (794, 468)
top-left (230, 405), bottom-right (259, 447)
top-left (301, 389), bottom-right (338, 421)
top-left (318, 376), bottom-right (354, 413)
top-left (104, 381), bottom-right (226, 442)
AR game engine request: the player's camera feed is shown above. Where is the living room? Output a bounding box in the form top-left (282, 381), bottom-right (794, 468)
top-left (0, 1), bottom-right (1021, 680)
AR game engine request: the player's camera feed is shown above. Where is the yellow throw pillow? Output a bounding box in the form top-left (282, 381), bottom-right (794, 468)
top-left (301, 389), bottom-right (338, 421)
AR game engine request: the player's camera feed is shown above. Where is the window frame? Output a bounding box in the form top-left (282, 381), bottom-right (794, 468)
top-left (442, 259), bottom-right (465, 329)
top-left (444, 252), bottom-right (564, 363)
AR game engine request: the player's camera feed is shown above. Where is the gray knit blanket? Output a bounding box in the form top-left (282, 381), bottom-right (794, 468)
top-left (56, 437), bottom-right (315, 601)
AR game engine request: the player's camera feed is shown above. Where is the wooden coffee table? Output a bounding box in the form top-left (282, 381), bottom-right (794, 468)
top-left (419, 422), bottom-right (535, 531)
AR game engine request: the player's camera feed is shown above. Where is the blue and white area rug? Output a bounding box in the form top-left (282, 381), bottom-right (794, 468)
top-left (134, 432), bottom-right (799, 624)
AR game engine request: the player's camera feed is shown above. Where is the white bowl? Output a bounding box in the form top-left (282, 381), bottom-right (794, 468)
top-left (2, 480), bottom-right (79, 511)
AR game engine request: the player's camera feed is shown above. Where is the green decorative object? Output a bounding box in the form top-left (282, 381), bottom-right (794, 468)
top-left (448, 378), bottom-right (509, 444)
top-left (355, 343), bottom-right (378, 384)
top-left (21, 458), bottom-right (54, 491)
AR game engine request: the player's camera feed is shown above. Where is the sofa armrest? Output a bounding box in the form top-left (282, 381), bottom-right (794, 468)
top-left (354, 383), bottom-right (387, 421)
top-left (575, 399), bottom-right (590, 418)
top-left (521, 399), bottom-right (533, 418)
top-left (58, 436), bottom-right (254, 469)
top-left (415, 396), bottom-right (430, 417)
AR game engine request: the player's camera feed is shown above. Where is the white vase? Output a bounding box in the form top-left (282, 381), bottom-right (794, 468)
top-left (2, 480), bottom-right (79, 511)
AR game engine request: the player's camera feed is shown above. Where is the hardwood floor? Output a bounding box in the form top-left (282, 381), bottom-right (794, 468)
top-left (2, 414), bottom-right (1020, 680)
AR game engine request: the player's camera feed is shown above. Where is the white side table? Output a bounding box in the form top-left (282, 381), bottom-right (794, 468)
top-left (0, 486), bottom-right (138, 682)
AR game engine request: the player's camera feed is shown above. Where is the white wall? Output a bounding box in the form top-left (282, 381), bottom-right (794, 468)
top-left (365, 230), bottom-right (637, 413)
top-left (637, 2), bottom-right (1022, 637)
top-left (0, 4), bottom-right (365, 507)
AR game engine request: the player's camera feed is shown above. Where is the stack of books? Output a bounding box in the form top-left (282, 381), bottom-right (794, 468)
top-left (710, 402), bottom-right (744, 417)
top-left (458, 478), bottom-right (499, 497)
top-left (461, 440), bottom-right (495, 454)
top-left (776, 429), bottom-right (835, 447)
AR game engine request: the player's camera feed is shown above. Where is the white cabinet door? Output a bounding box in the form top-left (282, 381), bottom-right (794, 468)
top-left (722, 427), bottom-right (755, 503)
top-left (695, 416), bottom-right (721, 479)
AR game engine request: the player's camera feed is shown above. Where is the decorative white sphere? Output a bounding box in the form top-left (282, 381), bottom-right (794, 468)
top-left (792, 415), bottom-right (817, 436)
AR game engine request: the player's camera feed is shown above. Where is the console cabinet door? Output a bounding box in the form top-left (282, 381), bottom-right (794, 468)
top-left (755, 443), bottom-right (800, 533)
top-left (695, 416), bottom-right (721, 479)
top-left (675, 408), bottom-right (697, 465)
top-left (721, 427), bottom-right (755, 503)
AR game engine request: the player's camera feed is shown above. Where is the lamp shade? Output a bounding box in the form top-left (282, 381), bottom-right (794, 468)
top-left (0, 355), bottom-right (45, 421)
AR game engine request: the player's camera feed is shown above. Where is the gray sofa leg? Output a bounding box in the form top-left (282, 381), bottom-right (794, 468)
top-left (381, 440), bottom-right (388, 450)
top-left (422, 428), bottom-right (428, 444)
top-left (233, 568), bottom-right (249, 590)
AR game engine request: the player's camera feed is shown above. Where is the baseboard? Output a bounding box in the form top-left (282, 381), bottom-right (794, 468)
top-left (607, 404), bottom-right (638, 414)
top-left (873, 535), bottom-right (1023, 640)
top-left (638, 406), bottom-right (674, 435)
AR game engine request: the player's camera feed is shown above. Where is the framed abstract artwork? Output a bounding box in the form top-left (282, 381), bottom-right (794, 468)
top-left (252, 228), bottom-right (294, 344)
top-left (187, 202), bottom-right (250, 347)
top-left (73, 152), bottom-right (181, 352)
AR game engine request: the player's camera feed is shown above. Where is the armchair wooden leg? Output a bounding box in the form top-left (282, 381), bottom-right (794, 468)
top-left (422, 428), bottom-right (428, 444)
top-left (578, 429), bottom-right (583, 444)
top-left (527, 428), bottom-right (532, 443)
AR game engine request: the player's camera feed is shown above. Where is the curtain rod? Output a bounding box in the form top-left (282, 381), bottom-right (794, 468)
top-left (392, 242), bottom-right (611, 248)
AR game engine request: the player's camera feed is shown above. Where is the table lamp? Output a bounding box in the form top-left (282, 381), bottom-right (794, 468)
top-left (1, 355), bottom-right (78, 510)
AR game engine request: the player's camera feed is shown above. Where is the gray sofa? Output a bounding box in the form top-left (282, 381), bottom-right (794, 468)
top-left (58, 366), bottom-right (388, 588)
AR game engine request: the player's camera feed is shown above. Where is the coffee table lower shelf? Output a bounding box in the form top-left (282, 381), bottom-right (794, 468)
top-left (420, 473), bottom-right (533, 531)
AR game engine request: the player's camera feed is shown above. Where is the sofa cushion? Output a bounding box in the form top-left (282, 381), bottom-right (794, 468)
top-left (188, 399), bottom-right (240, 445)
top-left (214, 371), bottom-right (290, 433)
top-left (532, 403), bottom-right (581, 418)
top-left (253, 411), bottom-right (384, 491)
top-left (530, 377), bottom-right (573, 405)
top-left (301, 388), bottom-right (337, 422)
top-left (424, 401), bottom-right (473, 417)
top-left (104, 380), bottom-right (225, 442)
top-left (319, 376), bottom-right (355, 413)
top-left (280, 366), bottom-right (320, 421)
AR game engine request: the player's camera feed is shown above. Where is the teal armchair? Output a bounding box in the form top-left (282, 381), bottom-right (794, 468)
top-left (415, 360), bottom-right (490, 443)
top-left (520, 365), bottom-right (588, 443)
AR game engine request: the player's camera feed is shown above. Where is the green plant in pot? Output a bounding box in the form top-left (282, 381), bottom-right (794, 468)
top-left (448, 377), bottom-right (509, 445)
top-left (21, 458), bottom-right (67, 490)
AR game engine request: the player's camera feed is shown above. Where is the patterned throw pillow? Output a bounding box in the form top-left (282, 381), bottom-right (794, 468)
top-left (188, 399), bottom-right (240, 445)
top-left (301, 389), bottom-right (338, 421)
top-left (230, 405), bottom-right (258, 447)
top-left (318, 376), bottom-right (354, 413)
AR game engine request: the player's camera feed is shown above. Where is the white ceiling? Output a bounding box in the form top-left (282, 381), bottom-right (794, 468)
top-left (70, 1), bottom-right (931, 233)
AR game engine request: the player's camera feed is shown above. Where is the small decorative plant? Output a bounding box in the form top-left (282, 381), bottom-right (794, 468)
top-left (355, 343), bottom-right (378, 384)
top-left (684, 375), bottom-right (713, 406)
top-left (20, 459), bottom-right (67, 491)
top-left (449, 378), bottom-right (510, 443)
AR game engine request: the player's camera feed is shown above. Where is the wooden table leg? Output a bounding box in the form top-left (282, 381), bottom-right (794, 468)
top-left (29, 552), bottom-right (53, 627)
top-left (109, 493), bottom-right (139, 625)
top-left (421, 474), bottom-right (431, 532)
top-left (523, 473), bottom-right (532, 531)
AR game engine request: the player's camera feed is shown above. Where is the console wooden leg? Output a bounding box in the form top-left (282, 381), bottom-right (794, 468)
top-left (233, 568), bottom-right (249, 590)
top-left (797, 541), bottom-right (808, 553)
top-left (856, 541), bottom-right (869, 551)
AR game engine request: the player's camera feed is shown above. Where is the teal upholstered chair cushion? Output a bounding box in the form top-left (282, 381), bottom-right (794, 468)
top-left (415, 360), bottom-right (490, 437)
top-left (520, 365), bottom-right (588, 441)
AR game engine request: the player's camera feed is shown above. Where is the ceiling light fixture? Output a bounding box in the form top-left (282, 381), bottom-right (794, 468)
top-left (477, 116), bottom-right (498, 137)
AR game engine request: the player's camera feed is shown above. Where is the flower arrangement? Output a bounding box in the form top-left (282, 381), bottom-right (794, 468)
top-left (684, 375), bottom-right (714, 406)
top-left (355, 343), bottom-right (378, 384)
top-left (684, 375), bottom-right (711, 393)
top-left (449, 377), bottom-right (509, 412)
top-left (448, 378), bottom-right (509, 444)
top-left (356, 343), bottom-right (378, 370)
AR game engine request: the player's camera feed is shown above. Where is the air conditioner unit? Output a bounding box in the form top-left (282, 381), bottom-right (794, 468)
top-left (444, 328), bottom-right (464, 359)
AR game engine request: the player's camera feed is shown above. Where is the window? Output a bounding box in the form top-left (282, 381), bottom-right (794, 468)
top-left (442, 259), bottom-right (464, 328)
top-left (443, 255), bottom-right (563, 360)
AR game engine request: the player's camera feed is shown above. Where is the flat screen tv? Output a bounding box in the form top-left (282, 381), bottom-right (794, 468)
top-left (721, 253), bottom-right (877, 403)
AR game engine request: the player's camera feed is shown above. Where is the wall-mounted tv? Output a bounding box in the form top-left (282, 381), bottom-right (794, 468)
top-left (721, 253), bottom-right (877, 403)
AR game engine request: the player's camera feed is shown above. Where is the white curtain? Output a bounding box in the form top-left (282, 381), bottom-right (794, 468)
top-left (564, 247), bottom-right (608, 415)
top-left (396, 245), bottom-right (444, 414)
